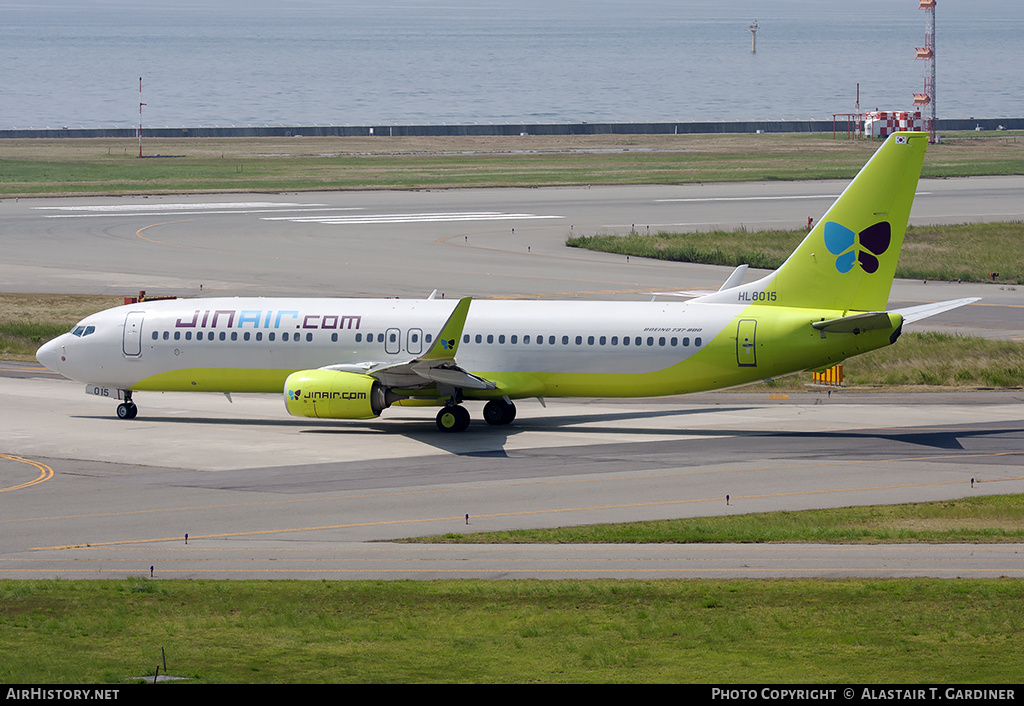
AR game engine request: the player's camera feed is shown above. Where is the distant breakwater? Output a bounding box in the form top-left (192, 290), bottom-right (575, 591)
top-left (1, 118), bottom-right (1020, 139)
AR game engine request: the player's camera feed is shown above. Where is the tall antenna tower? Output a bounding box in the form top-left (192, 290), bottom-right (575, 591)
top-left (913, 0), bottom-right (936, 142)
top-left (749, 19), bottom-right (758, 53)
top-left (138, 76), bottom-right (147, 158)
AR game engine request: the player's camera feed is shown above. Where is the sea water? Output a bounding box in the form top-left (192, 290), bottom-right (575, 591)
top-left (0, 0), bottom-right (1019, 129)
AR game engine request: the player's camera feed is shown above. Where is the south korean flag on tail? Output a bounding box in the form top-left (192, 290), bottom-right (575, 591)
top-left (895, 135), bottom-right (909, 144)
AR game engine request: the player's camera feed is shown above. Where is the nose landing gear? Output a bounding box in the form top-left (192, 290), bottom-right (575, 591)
top-left (116, 391), bottom-right (138, 420)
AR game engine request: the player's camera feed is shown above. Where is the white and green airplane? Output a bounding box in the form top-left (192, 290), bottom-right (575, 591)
top-left (36, 131), bottom-right (977, 432)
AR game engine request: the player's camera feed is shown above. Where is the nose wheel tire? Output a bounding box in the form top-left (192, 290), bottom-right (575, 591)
top-left (436, 405), bottom-right (470, 433)
top-left (116, 402), bottom-right (138, 420)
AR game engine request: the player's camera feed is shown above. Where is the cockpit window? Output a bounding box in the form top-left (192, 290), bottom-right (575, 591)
top-left (70, 325), bottom-right (96, 337)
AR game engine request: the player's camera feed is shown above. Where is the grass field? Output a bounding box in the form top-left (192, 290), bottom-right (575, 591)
top-left (2, 577), bottom-right (1022, 683)
top-left (566, 222), bottom-right (1024, 284)
top-left (0, 294), bottom-right (123, 359)
top-left (1, 131), bottom-right (1021, 196)
top-left (404, 495), bottom-right (1024, 545)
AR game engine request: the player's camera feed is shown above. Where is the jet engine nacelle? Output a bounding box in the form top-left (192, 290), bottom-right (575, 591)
top-left (284, 370), bottom-right (392, 419)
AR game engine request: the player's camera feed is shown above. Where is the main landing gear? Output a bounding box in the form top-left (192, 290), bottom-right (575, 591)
top-left (436, 404), bottom-right (470, 433)
top-left (482, 398), bottom-right (516, 426)
top-left (116, 391), bottom-right (138, 420)
top-left (435, 399), bottom-right (517, 433)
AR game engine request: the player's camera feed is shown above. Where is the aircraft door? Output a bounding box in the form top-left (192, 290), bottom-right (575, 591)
top-left (123, 311), bottom-right (145, 357)
top-left (736, 319), bottom-right (757, 367)
top-left (385, 328), bottom-right (401, 355)
top-left (407, 328), bottom-right (423, 356)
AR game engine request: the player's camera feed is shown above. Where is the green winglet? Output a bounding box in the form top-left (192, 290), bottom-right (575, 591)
top-left (420, 297), bottom-right (472, 361)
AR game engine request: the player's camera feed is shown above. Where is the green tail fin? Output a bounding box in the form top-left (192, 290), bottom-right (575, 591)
top-left (765, 131), bottom-right (928, 312)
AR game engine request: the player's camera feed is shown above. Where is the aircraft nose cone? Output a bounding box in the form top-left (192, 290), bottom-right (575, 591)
top-left (36, 336), bottom-right (64, 373)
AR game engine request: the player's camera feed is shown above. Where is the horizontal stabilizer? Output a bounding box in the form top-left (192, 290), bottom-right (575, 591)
top-left (891, 297), bottom-right (980, 324)
top-left (812, 312), bottom-right (895, 334)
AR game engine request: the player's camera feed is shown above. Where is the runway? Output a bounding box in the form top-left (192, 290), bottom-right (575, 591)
top-left (2, 178), bottom-right (1023, 579)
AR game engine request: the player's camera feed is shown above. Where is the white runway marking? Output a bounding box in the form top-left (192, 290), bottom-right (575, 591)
top-left (35, 202), bottom-right (365, 218)
top-left (261, 211), bottom-right (564, 225)
top-left (35, 201), bottom-right (317, 212)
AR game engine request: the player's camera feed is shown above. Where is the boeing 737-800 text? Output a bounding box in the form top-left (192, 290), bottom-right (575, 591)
top-left (36, 132), bottom-right (977, 432)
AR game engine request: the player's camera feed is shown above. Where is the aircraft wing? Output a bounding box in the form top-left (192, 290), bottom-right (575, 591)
top-left (319, 296), bottom-right (496, 392)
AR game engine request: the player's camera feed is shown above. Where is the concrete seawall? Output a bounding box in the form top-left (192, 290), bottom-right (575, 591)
top-left (1, 118), bottom-right (1021, 140)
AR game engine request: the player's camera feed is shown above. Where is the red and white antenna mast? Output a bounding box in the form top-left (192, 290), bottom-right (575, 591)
top-left (138, 76), bottom-right (147, 158)
top-left (913, 0), bottom-right (937, 142)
